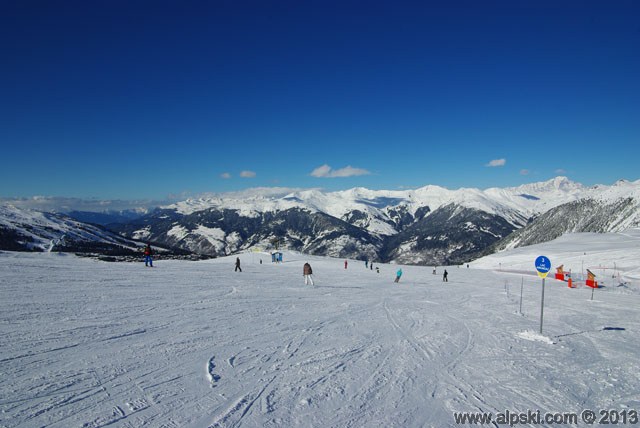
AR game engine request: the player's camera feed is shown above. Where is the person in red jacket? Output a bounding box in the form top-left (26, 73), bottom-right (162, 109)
top-left (143, 244), bottom-right (153, 267)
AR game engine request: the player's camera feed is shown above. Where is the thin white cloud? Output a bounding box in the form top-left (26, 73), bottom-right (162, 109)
top-left (310, 164), bottom-right (371, 178)
top-left (0, 196), bottom-right (164, 213)
top-left (240, 170), bottom-right (256, 178)
top-left (520, 169), bottom-right (530, 176)
top-left (555, 169), bottom-right (567, 175)
top-left (310, 164), bottom-right (332, 177)
top-left (486, 158), bottom-right (506, 167)
top-left (220, 172), bottom-right (232, 179)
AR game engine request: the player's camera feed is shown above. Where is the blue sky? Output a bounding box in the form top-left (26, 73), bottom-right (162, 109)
top-left (1, 0), bottom-right (639, 201)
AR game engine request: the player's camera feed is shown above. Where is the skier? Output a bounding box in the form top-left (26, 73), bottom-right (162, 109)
top-left (344, 260), bottom-right (348, 269)
top-left (365, 260), bottom-right (368, 268)
top-left (235, 257), bottom-right (242, 272)
top-left (303, 262), bottom-right (314, 286)
top-left (443, 269), bottom-right (448, 282)
top-left (370, 262), bottom-right (373, 271)
top-left (376, 266), bottom-right (380, 274)
top-left (143, 244), bottom-right (153, 267)
top-left (394, 268), bottom-right (402, 283)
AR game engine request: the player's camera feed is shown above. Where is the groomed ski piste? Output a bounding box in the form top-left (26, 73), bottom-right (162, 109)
top-left (1, 231), bottom-right (640, 427)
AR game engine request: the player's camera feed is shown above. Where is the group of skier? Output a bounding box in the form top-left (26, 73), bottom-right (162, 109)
top-left (233, 258), bottom-right (315, 286)
top-left (320, 260), bottom-right (450, 286)
top-left (346, 259), bottom-right (379, 273)
top-left (142, 245), bottom-right (451, 285)
top-left (363, 259), bottom-right (377, 271)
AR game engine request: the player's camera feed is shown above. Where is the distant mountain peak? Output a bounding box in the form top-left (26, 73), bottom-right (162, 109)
top-left (550, 176), bottom-right (581, 190)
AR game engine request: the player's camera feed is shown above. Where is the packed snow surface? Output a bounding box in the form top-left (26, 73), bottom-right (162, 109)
top-left (2, 231), bottom-right (640, 427)
top-left (473, 229), bottom-right (640, 283)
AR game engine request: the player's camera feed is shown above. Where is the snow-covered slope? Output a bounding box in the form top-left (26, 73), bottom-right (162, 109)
top-left (0, 205), bottom-right (143, 253)
top-left (473, 228), bottom-right (640, 284)
top-left (1, 230), bottom-right (639, 427)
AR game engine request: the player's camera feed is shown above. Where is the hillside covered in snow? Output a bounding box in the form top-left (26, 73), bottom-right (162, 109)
top-left (0, 204), bottom-right (144, 255)
top-left (1, 229), bottom-right (639, 427)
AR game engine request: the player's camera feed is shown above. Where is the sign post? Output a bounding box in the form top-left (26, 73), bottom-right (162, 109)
top-left (519, 277), bottom-right (524, 315)
top-left (535, 256), bottom-right (551, 334)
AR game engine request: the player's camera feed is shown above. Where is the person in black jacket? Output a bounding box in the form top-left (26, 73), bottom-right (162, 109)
top-left (235, 257), bottom-right (242, 272)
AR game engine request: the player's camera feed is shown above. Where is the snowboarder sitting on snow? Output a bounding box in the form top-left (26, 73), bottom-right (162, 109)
top-left (143, 244), bottom-right (154, 267)
top-left (443, 269), bottom-right (448, 282)
top-left (394, 268), bottom-right (402, 283)
top-left (303, 262), bottom-right (314, 286)
top-left (235, 257), bottom-right (242, 272)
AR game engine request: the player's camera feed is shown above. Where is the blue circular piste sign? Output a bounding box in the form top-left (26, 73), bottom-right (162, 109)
top-left (535, 255), bottom-right (551, 278)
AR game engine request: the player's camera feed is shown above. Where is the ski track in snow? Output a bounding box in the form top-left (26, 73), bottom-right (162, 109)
top-left (1, 246), bottom-right (640, 427)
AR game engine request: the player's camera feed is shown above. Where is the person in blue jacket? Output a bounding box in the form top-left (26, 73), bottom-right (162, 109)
top-left (394, 268), bottom-right (402, 283)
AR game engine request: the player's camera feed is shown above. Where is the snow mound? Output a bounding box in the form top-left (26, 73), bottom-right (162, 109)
top-left (517, 330), bottom-right (556, 344)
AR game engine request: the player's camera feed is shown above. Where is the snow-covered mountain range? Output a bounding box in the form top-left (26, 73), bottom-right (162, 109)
top-left (109, 177), bottom-right (640, 265)
top-left (166, 177), bottom-right (587, 231)
top-left (3, 177), bottom-right (639, 264)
